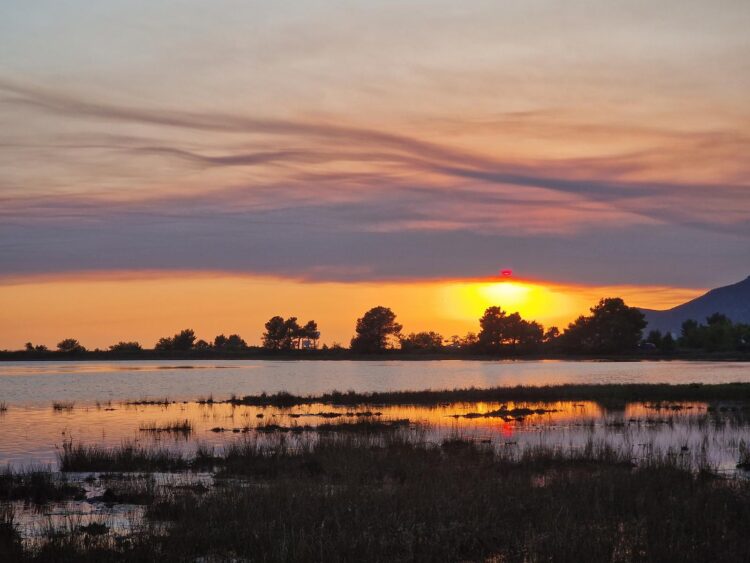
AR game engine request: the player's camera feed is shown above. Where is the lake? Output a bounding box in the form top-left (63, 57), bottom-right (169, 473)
top-left (2, 359), bottom-right (750, 406)
top-left (1, 359), bottom-right (750, 469)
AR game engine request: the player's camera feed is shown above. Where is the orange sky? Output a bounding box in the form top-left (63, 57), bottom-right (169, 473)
top-left (0, 2), bottom-right (747, 348)
top-left (0, 272), bottom-right (703, 350)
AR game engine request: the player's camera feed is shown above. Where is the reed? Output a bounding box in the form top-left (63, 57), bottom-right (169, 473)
top-left (227, 382), bottom-right (750, 408)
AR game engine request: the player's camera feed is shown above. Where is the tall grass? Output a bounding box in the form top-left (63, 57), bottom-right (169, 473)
top-left (0, 467), bottom-right (85, 503)
top-left (227, 382), bottom-right (750, 407)
top-left (7, 426), bottom-right (750, 561)
top-left (58, 440), bottom-right (191, 472)
top-left (138, 419), bottom-right (194, 435)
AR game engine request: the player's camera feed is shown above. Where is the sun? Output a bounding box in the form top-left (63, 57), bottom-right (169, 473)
top-left (438, 279), bottom-right (577, 327)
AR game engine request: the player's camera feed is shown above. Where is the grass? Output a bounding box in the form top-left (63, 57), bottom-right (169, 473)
top-left (0, 467), bottom-right (85, 504)
top-left (227, 382), bottom-right (750, 408)
top-left (93, 473), bottom-right (157, 505)
top-left (124, 398), bottom-right (172, 406)
top-left (51, 401), bottom-right (75, 412)
top-left (7, 387), bottom-right (750, 561)
top-left (138, 419), bottom-right (194, 435)
top-left (7, 429), bottom-right (749, 562)
top-left (738, 440), bottom-right (750, 470)
top-left (58, 440), bottom-right (193, 472)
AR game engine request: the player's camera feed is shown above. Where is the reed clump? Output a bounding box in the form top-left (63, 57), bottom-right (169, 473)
top-left (6, 425), bottom-right (750, 562)
top-left (51, 401), bottom-right (75, 412)
top-left (58, 440), bottom-right (190, 472)
top-left (138, 419), bottom-right (194, 435)
top-left (227, 382), bottom-right (750, 408)
top-left (0, 468), bottom-right (85, 504)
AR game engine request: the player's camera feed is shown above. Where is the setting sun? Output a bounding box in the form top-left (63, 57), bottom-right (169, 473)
top-left (440, 279), bottom-right (578, 328)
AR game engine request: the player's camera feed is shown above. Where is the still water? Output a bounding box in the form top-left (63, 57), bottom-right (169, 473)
top-left (0, 360), bottom-right (749, 470)
top-left (2, 359), bottom-right (750, 406)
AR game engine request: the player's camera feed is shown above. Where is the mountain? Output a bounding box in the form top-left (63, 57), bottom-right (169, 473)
top-left (641, 276), bottom-right (750, 334)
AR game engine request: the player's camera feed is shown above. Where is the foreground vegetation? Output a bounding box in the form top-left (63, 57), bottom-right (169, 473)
top-left (226, 382), bottom-right (750, 408)
top-left (2, 420), bottom-right (750, 562)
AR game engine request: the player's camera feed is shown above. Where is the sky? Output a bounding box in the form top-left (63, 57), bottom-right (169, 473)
top-left (1, 1), bottom-right (749, 348)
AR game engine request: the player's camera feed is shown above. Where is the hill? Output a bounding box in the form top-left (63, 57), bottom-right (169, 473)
top-left (641, 276), bottom-right (750, 334)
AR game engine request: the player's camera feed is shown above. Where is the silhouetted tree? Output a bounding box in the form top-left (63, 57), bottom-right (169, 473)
top-left (560, 298), bottom-right (646, 354)
top-left (154, 329), bottom-right (196, 352)
top-left (678, 313), bottom-right (748, 352)
top-left (447, 333), bottom-right (479, 352)
top-left (645, 330), bottom-right (663, 348)
top-left (24, 342), bottom-right (48, 353)
top-left (214, 334), bottom-right (247, 351)
top-left (661, 332), bottom-right (676, 352)
top-left (263, 316), bottom-right (288, 350)
top-left (680, 319), bottom-right (702, 349)
top-left (284, 317), bottom-right (302, 349)
top-left (543, 326), bottom-right (560, 343)
top-left (478, 306), bottom-right (508, 350)
top-left (301, 320), bottom-right (320, 349)
top-left (57, 338), bottom-right (86, 353)
top-left (194, 339), bottom-right (212, 351)
top-left (400, 331), bottom-right (444, 352)
top-left (704, 314), bottom-right (735, 352)
top-left (172, 329), bottom-right (196, 351)
top-left (109, 341), bottom-right (142, 353)
top-left (478, 307), bottom-right (543, 353)
top-left (350, 306), bottom-right (402, 353)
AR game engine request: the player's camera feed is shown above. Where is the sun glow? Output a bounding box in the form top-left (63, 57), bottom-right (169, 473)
top-left (0, 272), bottom-right (705, 349)
top-left (440, 280), bottom-right (579, 328)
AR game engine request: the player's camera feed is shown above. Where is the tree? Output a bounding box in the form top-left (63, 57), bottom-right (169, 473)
top-left (478, 307), bottom-right (543, 353)
top-left (447, 333), bottom-right (478, 351)
top-left (263, 316), bottom-right (287, 350)
top-left (645, 330), bottom-right (663, 348)
top-left (679, 313), bottom-right (746, 352)
top-left (57, 338), bottom-right (86, 353)
top-left (214, 334), bottom-right (247, 350)
top-left (154, 329), bottom-right (196, 352)
top-left (284, 317), bottom-right (302, 349)
top-left (350, 306), bottom-right (402, 353)
top-left (400, 331), bottom-right (444, 352)
top-left (109, 341), bottom-right (142, 353)
top-left (262, 316), bottom-right (319, 350)
top-left (661, 332), bottom-right (676, 352)
top-left (543, 326), bottom-right (560, 343)
top-left (302, 320), bottom-right (320, 349)
top-left (478, 306), bottom-right (508, 350)
top-left (172, 329), bottom-right (196, 351)
top-left (560, 297), bottom-right (646, 354)
top-left (680, 319), bottom-right (702, 349)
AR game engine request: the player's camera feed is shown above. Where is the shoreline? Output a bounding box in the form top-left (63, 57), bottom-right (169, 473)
top-left (1, 350), bottom-right (750, 362)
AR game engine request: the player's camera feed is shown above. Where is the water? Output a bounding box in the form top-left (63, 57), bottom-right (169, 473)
top-left (0, 359), bottom-right (749, 470)
top-left (2, 359), bottom-right (750, 542)
top-left (1, 359), bottom-right (749, 406)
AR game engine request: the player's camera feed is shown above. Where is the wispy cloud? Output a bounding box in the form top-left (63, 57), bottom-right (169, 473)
top-left (0, 77), bottom-right (748, 286)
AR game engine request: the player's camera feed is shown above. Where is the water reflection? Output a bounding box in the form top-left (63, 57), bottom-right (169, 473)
top-left (1, 360), bottom-right (749, 406)
top-left (1, 398), bottom-right (749, 472)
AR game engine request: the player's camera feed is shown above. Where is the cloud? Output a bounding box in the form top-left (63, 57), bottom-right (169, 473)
top-left (1, 79), bottom-right (749, 287)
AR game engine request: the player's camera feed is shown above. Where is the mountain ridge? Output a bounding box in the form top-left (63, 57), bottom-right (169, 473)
top-left (640, 275), bottom-right (750, 334)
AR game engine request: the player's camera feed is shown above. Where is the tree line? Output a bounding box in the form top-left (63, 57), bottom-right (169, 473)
top-left (13, 298), bottom-right (749, 356)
